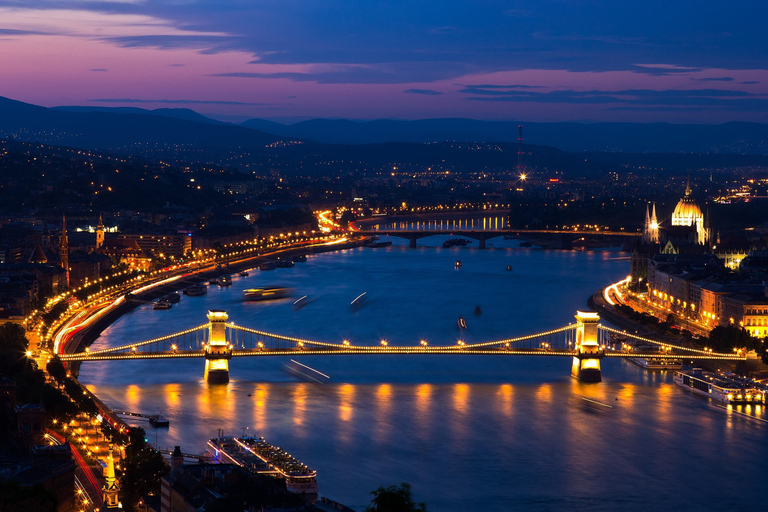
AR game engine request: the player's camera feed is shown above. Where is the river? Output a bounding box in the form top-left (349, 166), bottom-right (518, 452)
top-left (79, 236), bottom-right (768, 511)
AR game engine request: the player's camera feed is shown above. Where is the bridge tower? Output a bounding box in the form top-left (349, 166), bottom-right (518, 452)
top-left (204, 310), bottom-right (232, 383)
top-left (102, 444), bottom-right (121, 509)
top-left (571, 311), bottom-right (603, 382)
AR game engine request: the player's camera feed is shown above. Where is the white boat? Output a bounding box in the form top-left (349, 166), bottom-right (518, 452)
top-left (629, 357), bottom-right (683, 370)
top-left (244, 287), bottom-right (291, 301)
top-left (674, 369), bottom-right (766, 404)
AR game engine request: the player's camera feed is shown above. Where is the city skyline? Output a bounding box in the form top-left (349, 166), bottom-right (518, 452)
top-left (0, 1), bottom-right (767, 123)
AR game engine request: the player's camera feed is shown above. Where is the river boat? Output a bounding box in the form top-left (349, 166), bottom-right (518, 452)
top-left (244, 287), bottom-right (291, 301)
top-left (276, 259), bottom-right (295, 268)
top-left (208, 436), bottom-right (318, 495)
top-left (284, 359), bottom-right (330, 384)
top-left (629, 357), bottom-right (683, 370)
top-left (259, 260), bottom-right (277, 271)
top-left (442, 238), bottom-right (470, 248)
top-left (506, 264), bottom-right (512, 271)
top-left (455, 260), bottom-right (462, 268)
top-left (673, 369), bottom-right (766, 404)
top-left (367, 241), bottom-right (392, 248)
top-left (458, 315), bottom-right (468, 329)
top-left (503, 234), bottom-right (516, 240)
top-left (217, 275), bottom-right (232, 286)
top-left (294, 254), bottom-right (308, 263)
top-left (350, 292), bottom-right (367, 309)
top-left (293, 295), bottom-right (310, 310)
top-left (163, 292), bottom-right (181, 304)
top-left (238, 271), bottom-right (249, 277)
top-left (519, 241), bottom-right (533, 248)
top-left (153, 300), bottom-right (172, 310)
top-left (184, 284), bottom-right (207, 296)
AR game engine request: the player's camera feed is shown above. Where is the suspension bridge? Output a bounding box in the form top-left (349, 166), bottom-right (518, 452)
top-left (57, 310), bottom-right (745, 383)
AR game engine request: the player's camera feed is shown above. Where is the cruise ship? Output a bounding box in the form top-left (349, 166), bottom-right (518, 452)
top-left (208, 436), bottom-right (318, 494)
top-left (674, 369), bottom-right (766, 404)
top-left (629, 357), bottom-right (683, 370)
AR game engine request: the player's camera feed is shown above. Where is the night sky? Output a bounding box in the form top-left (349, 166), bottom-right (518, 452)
top-left (1, 0), bottom-right (767, 123)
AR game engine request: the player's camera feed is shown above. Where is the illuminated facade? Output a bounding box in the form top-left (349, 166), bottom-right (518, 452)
top-left (670, 183), bottom-right (707, 245)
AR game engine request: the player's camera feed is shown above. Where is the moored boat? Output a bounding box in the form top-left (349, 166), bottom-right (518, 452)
top-left (217, 275), bottom-right (232, 286)
top-left (184, 284), bottom-right (207, 296)
top-left (238, 271), bottom-right (249, 277)
top-left (163, 292), bottom-right (181, 304)
top-left (153, 299), bottom-right (172, 310)
top-left (259, 260), bottom-right (277, 271)
top-left (276, 259), bottom-right (295, 268)
top-left (674, 369), bottom-right (766, 404)
top-left (294, 254), bottom-right (308, 262)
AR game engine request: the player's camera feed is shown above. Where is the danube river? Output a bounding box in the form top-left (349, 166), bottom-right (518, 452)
top-left (80, 237), bottom-right (768, 511)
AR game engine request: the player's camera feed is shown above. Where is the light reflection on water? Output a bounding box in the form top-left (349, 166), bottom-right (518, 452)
top-left (79, 240), bottom-right (768, 511)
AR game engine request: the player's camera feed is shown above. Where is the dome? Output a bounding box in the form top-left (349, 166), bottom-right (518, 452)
top-left (671, 195), bottom-right (703, 226)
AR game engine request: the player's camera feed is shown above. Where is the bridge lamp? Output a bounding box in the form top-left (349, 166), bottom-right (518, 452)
top-left (171, 344), bottom-right (177, 352)
top-left (457, 340), bottom-right (465, 347)
top-left (131, 346), bottom-right (137, 352)
top-left (298, 342), bottom-right (304, 349)
top-left (420, 340), bottom-right (428, 347)
top-left (380, 340), bottom-right (388, 347)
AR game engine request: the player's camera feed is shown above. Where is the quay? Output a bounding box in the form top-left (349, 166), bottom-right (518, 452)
top-left (113, 410), bottom-right (170, 427)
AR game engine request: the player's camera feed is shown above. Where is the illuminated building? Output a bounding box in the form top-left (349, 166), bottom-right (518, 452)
top-left (670, 182), bottom-right (708, 246)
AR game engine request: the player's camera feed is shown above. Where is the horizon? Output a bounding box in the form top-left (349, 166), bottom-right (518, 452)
top-left (1, 1), bottom-right (767, 124)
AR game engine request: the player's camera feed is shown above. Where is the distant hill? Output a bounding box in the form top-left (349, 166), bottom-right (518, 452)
top-left (53, 106), bottom-right (226, 125)
top-left (0, 96), bottom-right (281, 156)
top-left (241, 117), bottom-right (768, 154)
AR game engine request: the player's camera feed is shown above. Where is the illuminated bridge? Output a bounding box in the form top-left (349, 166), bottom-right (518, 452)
top-left (58, 310), bottom-right (745, 383)
top-left (354, 228), bottom-right (637, 248)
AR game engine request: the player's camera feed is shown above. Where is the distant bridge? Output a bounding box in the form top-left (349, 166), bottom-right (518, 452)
top-left (58, 310), bottom-right (744, 383)
top-left (354, 228), bottom-right (637, 248)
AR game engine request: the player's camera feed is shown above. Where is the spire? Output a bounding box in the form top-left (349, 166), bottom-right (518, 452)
top-left (96, 213), bottom-right (105, 249)
top-left (649, 203), bottom-right (659, 244)
top-left (685, 177), bottom-right (692, 197)
top-left (103, 444), bottom-right (121, 509)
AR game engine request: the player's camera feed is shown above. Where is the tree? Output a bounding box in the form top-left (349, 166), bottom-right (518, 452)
top-left (366, 483), bottom-right (427, 512)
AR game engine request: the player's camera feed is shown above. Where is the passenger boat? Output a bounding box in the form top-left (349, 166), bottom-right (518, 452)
top-left (350, 292), bottom-right (367, 309)
top-left (259, 260), bottom-right (277, 271)
top-left (629, 357), bottom-right (682, 370)
top-left (294, 254), bottom-right (308, 262)
top-left (457, 315), bottom-right (468, 329)
top-left (365, 240), bottom-right (392, 248)
top-left (163, 292), bottom-right (181, 304)
top-left (244, 287), bottom-right (291, 301)
top-left (184, 284), bottom-right (207, 296)
top-left (442, 238), bottom-right (469, 248)
top-left (276, 259), bottom-right (295, 268)
top-left (455, 259), bottom-right (462, 268)
top-left (519, 241), bottom-right (532, 248)
top-left (153, 299), bottom-right (172, 310)
top-left (217, 275), bottom-right (232, 286)
top-left (505, 264), bottom-right (512, 271)
top-left (208, 436), bottom-right (318, 495)
top-left (238, 271), bottom-right (249, 277)
top-left (293, 295), bottom-right (310, 310)
top-left (674, 369), bottom-right (766, 404)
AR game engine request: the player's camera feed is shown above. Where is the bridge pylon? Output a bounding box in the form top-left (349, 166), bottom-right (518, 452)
top-left (571, 311), bottom-right (603, 382)
top-left (204, 310), bottom-right (232, 383)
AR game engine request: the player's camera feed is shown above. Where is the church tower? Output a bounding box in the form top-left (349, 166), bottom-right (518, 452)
top-left (642, 203), bottom-right (659, 244)
top-left (96, 214), bottom-right (105, 249)
top-left (60, 216), bottom-right (69, 288)
top-left (102, 444), bottom-right (121, 509)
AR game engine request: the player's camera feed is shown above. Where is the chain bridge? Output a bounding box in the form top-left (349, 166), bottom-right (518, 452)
top-left (58, 310), bottom-right (745, 383)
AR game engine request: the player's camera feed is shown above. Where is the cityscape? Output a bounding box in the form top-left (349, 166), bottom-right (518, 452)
top-left (2, 2), bottom-right (768, 512)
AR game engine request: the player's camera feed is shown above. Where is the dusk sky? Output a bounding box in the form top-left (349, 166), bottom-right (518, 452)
top-left (1, 0), bottom-right (768, 123)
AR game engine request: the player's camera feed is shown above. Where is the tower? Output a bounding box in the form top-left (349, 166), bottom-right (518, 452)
top-left (642, 203), bottom-right (659, 244)
top-left (204, 310), bottom-right (232, 383)
top-left (571, 311), bottom-right (602, 382)
top-left (516, 124), bottom-right (524, 174)
top-left (60, 216), bottom-right (69, 288)
top-left (171, 446), bottom-right (184, 470)
top-left (102, 444), bottom-right (121, 509)
top-left (96, 214), bottom-right (105, 249)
